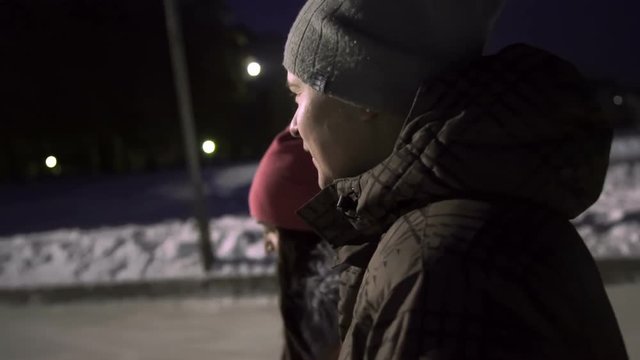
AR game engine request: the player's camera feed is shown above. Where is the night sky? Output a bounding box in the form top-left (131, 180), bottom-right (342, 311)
top-left (487, 0), bottom-right (640, 87)
top-left (224, 0), bottom-right (304, 37)
top-left (228, 0), bottom-right (640, 86)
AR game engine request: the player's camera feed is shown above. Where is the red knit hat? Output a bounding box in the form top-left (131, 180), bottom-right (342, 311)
top-left (249, 128), bottom-right (319, 231)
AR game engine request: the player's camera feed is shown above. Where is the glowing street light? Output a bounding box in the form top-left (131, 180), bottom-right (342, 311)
top-left (613, 95), bottom-right (624, 106)
top-left (247, 61), bottom-right (261, 77)
top-left (202, 140), bottom-right (216, 155)
top-left (45, 155), bottom-right (58, 169)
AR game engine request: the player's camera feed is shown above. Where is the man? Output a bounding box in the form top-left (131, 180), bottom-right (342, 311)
top-left (249, 128), bottom-right (340, 360)
top-left (283, 0), bottom-right (628, 358)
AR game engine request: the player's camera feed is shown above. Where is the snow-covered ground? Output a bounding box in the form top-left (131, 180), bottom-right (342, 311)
top-left (574, 132), bottom-right (640, 257)
top-left (0, 216), bottom-right (275, 288)
top-left (0, 134), bottom-right (639, 289)
top-left (574, 161), bottom-right (640, 257)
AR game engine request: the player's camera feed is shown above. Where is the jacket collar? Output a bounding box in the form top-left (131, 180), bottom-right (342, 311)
top-left (297, 43), bottom-right (611, 257)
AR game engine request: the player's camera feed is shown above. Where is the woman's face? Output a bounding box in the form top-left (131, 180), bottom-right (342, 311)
top-left (262, 224), bottom-right (279, 254)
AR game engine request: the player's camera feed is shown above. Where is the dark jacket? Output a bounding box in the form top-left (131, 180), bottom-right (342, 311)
top-left (298, 44), bottom-right (628, 359)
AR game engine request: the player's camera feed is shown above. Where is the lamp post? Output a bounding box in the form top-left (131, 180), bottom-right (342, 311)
top-left (163, 0), bottom-right (214, 272)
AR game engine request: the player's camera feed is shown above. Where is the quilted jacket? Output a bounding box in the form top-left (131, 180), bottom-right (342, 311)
top-left (298, 44), bottom-right (628, 360)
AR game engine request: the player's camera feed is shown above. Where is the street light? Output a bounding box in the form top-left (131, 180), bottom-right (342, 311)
top-left (45, 155), bottom-right (58, 169)
top-left (202, 140), bottom-right (216, 155)
top-left (247, 61), bottom-right (261, 77)
top-left (613, 95), bottom-right (624, 106)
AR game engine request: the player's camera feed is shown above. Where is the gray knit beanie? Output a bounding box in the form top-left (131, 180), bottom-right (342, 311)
top-left (284, 0), bottom-right (504, 115)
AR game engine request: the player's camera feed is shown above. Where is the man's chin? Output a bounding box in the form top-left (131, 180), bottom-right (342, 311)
top-left (318, 174), bottom-right (332, 189)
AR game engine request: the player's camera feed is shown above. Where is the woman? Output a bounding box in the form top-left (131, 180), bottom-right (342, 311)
top-left (249, 128), bottom-right (341, 360)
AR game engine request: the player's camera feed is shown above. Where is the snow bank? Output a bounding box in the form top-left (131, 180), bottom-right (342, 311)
top-left (574, 161), bottom-right (640, 257)
top-left (0, 216), bottom-right (275, 289)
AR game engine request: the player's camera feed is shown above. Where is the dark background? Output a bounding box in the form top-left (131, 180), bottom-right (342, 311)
top-left (1, 0), bottom-right (298, 182)
top-left (1, 0), bottom-right (639, 183)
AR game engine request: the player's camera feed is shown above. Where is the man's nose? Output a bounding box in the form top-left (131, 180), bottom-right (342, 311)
top-left (289, 115), bottom-right (300, 138)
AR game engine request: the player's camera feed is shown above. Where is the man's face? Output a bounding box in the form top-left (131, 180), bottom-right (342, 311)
top-left (287, 72), bottom-right (386, 188)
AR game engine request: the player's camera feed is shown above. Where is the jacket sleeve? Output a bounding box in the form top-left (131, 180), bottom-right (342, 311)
top-left (339, 219), bottom-right (569, 360)
top-left (344, 251), bottom-right (568, 360)
top-left (341, 201), bottom-right (628, 360)
top-left (338, 220), bottom-right (427, 360)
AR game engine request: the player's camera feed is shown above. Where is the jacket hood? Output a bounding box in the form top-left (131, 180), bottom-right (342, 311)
top-left (298, 44), bottom-right (612, 246)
